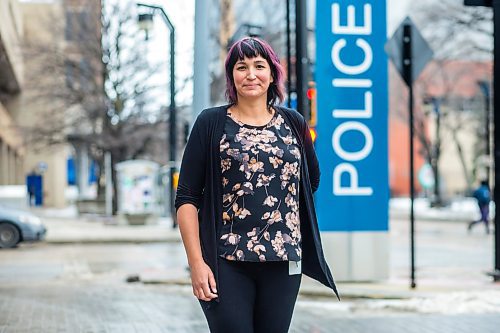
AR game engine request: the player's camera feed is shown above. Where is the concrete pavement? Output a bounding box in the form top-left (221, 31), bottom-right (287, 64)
top-left (31, 207), bottom-right (500, 302)
top-left (2, 280), bottom-right (500, 333)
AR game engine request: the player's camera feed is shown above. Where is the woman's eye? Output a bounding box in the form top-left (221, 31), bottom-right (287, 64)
top-left (237, 66), bottom-right (246, 70)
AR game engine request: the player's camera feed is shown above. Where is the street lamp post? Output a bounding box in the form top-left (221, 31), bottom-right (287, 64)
top-left (137, 3), bottom-right (177, 228)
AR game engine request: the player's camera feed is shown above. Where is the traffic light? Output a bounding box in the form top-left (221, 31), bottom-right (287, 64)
top-left (307, 81), bottom-right (317, 143)
top-left (306, 81), bottom-right (317, 127)
top-left (309, 127), bottom-right (317, 143)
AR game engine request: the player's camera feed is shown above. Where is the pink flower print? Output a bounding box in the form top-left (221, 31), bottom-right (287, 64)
top-left (221, 158), bottom-right (231, 173)
top-left (256, 173), bottom-right (276, 188)
top-left (220, 135), bottom-right (229, 152)
top-left (263, 195), bottom-right (278, 207)
top-left (285, 193), bottom-right (298, 211)
top-left (282, 135), bottom-right (293, 145)
top-left (290, 147), bottom-right (301, 160)
top-left (220, 232), bottom-right (241, 245)
top-left (270, 114), bottom-right (284, 128)
top-left (285, 211), bottom-right (299, 231)
top-left (236, 250), bottom-right (245, 260)
top-left (269, 156), bottom-right (283, 169)
top-left (262, 210), bottom-right (282, 224)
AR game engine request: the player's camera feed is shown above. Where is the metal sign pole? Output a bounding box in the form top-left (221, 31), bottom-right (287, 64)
top-left (493, 0), bottom-right (500, 280)
top-left (402, 23), bottom-right (416, 289)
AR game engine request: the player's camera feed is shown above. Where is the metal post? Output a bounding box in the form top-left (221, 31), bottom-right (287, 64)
top-left (137, 3), bottom-right (177, 227)
top-left (486, 86), bottom-right (491, 186)
top-left (479, 81), bottom-right (491, 186)
top-left (105, 152), bottom-right (112, 216)
top-left (295, 0), bottom-right (309, 118)
top-left (403, 23), bottom-right (416, 289)
top-left (286, 0), bottom-right (292, 108)
top-left (433, 98), bottom-right (441, 206)
top-left (493, 0), bottom-right (500, 280)
top-left (193, 0), bottom-right (210, 118)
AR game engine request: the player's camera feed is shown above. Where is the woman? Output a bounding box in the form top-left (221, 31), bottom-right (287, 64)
top-left (175, 37), bottom-right (338, 333)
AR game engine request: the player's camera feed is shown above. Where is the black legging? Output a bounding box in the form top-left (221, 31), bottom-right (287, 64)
top-left (201, 258), bottom-right (302, 333)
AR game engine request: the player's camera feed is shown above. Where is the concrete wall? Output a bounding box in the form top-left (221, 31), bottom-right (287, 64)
top-left (0, 0), bottom-right (24, 91)
top-left (14, 2), bottom-right (69, 208)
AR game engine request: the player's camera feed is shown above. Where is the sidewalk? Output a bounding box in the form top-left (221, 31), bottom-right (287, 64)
top-left (31, 205), bottom-right (500, 303)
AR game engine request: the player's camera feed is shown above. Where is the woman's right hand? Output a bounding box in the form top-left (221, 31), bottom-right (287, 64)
top-left (189, 260), bottom-right (218, 301)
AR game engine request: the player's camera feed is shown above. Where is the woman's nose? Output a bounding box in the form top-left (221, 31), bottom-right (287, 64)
top-left (247, 69), bottom-right (256, 79)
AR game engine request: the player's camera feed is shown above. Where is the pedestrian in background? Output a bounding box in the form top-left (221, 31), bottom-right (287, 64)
top-left (175, 37), bottom-right (338, 333)
top-left (468, 180), bottom-right (491, 234)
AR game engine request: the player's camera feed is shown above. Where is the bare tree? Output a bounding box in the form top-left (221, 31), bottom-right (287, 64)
top-left (404, 0), bottom-right (493, 197)
top-left (410, 0), bottom-right (492, 60)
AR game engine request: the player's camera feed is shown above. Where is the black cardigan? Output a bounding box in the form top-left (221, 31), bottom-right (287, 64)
top-left (175, 105), bottom-right (339, 306)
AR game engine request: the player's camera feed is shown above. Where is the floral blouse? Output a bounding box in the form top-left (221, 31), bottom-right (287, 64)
top-left (218, 109), bottom-right (302, 262)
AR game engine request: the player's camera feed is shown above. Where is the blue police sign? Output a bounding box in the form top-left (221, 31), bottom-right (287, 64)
top-left (315, 0), bottom-right (389, 232)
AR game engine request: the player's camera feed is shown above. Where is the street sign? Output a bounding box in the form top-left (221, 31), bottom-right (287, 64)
top-left (418, 164), bottom-right (435, 189)
top-left (385, 16), bottom-right (434, 289)
top-left (385, 17), bottom-right (433, 86)
top-left (316, 1), bottom-right (389, 233)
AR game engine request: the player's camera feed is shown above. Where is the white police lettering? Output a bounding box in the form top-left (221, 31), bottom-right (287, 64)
top-left (333, 163), bottom-right (373, 195)
top-left (331, 3), bottom-right (373, 196)
top-left (332, 122), bottom-right (373, 161)
top-left (332, 4), bottom-right (372, 35)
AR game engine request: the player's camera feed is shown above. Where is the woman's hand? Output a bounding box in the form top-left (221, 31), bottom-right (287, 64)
top-left (189, 260), bottom-right (218, 301)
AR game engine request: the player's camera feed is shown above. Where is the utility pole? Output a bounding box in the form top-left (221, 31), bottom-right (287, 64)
top-left (286, 0), bottom-right (292, 108)
top-left (137, 3), bottom-right (177, 227)
top-left (464, 0), bottom-right (500, 280)
top-left (193, 0), bottom-right (210, 119)
top-left (295, 0), bottom-right (309, 119)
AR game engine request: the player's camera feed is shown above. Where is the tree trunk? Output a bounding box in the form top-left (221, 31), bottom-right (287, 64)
top-left (452, 131), bottom-right (473, 193)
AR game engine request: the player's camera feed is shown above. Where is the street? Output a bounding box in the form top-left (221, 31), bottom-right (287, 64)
top-left (1, 239), bottom-right (500, 333)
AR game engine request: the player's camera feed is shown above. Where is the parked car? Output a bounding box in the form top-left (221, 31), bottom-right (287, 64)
top-left (0, 205), bottom-right (46, 248)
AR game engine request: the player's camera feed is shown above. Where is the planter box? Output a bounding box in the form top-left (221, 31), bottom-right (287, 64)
top-left (76, 199), bottom-right (105, 215)
top-left (124, 213), bottom-right (151, 225)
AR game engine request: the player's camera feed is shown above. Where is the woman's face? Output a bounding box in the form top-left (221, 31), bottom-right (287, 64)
top-left (232, 55), bottom-right (273, 102)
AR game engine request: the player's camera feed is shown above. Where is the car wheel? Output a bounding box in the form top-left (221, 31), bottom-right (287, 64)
top-left (0, 223), bottom-right (21, 248)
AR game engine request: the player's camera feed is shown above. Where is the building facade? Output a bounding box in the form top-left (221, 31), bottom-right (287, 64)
top-left (0, 0), bottom-right (102, 207)
top-left (0, 0), bottom-right (25, 187)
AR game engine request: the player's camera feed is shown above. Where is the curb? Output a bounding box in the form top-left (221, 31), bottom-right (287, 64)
top-left (138, 277), bottom-right (411, 300)
top-left (45, 238), bottom-right (182, 244)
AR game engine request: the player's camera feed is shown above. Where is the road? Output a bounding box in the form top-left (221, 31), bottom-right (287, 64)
top-left (1, 242), bottom-right (500, 332)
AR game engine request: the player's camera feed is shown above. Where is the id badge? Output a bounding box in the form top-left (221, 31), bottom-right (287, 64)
top-left (289, 260), bottom-right (302, 275)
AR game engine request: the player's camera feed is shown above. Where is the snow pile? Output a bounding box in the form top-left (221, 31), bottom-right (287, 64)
top-left (362, 291), bottom-right (500, 314)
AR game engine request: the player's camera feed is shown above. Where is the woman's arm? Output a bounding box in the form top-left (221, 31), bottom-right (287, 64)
top-left (177, 204), bottom-right (218, 301)
top-left (175, 112), bottom-right (217, 301)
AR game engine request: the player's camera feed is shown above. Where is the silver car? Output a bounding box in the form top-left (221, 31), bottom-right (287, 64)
top-left (0, 205), bottom-right (46, 248)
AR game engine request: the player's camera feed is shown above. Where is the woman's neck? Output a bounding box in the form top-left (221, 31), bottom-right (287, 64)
top-left (233, 99), bottom-right (270, 117)
top-left (230, 99), bottom-right (274, 126)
